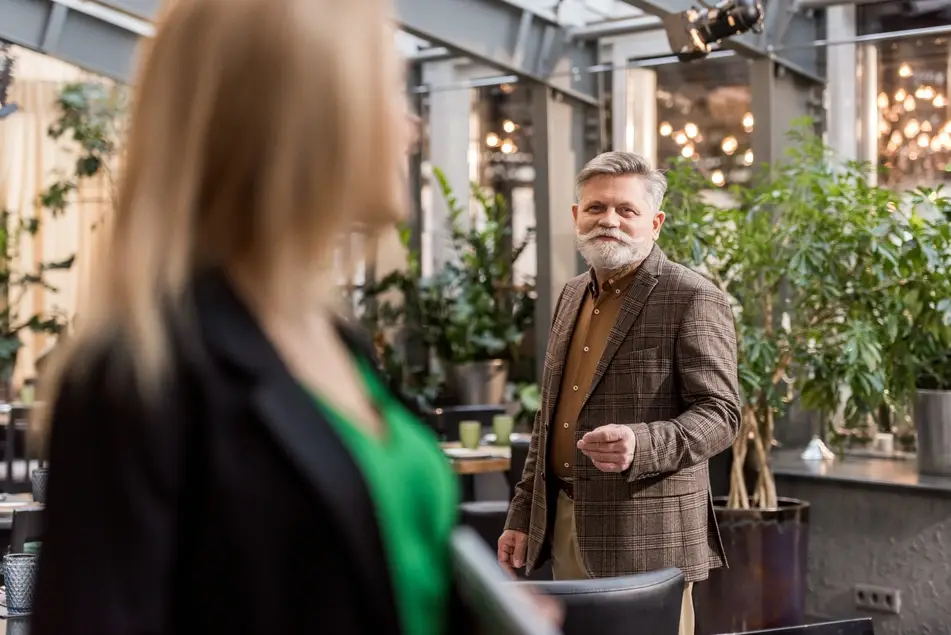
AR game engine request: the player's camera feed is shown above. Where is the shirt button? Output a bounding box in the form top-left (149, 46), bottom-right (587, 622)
top-left (615, 289), bottom-right (621, 294)
top-left (594, 309), bottom-right (600, 315)
top-left (564, 463), bottom-right (570, 468)
top-left (583, 346), bottom-right (590, 352)
top-left (564, 423), bottom-right (569, 428)
top-left (573, 385), bottom-right (579, 391)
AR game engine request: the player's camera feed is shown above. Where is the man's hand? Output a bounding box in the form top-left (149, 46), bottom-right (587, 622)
top-left (577, 424), bottom-right (637, 473)
top-left (497, 529), bottom-right (528, 573)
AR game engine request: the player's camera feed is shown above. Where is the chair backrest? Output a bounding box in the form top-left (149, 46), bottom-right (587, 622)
top-left (525, 568), bottom-right (685, 635)
top-left (733, 618), bottom-right (875, 635)
top-left (506, 438), bottom-right (531, 496)
top-left (9, 506), bottom-right (44, 553)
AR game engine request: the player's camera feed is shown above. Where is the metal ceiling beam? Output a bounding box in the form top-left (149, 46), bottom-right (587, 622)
top-left (0, 0), bottom-right (152, 83)
top-left (393, 0), bottom-right (599, 106)
top-left (2, 0), bottom-right (599, 106)
top-left (618, 0), bottom-right (824, 83)
top-left (570, 15), bottom-right (663, 40)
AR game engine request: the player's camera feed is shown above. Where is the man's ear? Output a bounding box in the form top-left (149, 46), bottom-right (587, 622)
top-left (653, 211), bottom-right (666, 238)
top-left (572, 204), bottom-right (579, 222)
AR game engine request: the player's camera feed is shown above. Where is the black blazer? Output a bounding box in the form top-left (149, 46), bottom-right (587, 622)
top-left (32, 271), bottom-right (473, 635)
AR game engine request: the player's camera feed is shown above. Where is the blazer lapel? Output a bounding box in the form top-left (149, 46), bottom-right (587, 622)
top-left (544, 278), bottom-right (586, 425)
top-left (190, 270), bottom-right (400, 632)
top-left (583, 246), bottom-right (665, 405)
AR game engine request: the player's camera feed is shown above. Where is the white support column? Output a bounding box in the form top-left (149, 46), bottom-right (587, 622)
top-left (858, 44), bottom-right (880, 185)
top-left (826, 5), bottom-right (859, 162)
top-left (532, 87), bottom-right (594, 374)
top-left (421, 59), bottom-right (490, 276)
top-left (605, 32), bottom-right (668, 164)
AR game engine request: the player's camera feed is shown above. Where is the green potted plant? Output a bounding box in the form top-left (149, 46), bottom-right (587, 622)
top-left (359, 224), bottom-right (446, 413)
top-left (429, 169), bottom-right (535, 405)
top-left (0, 209), bottom-right (73, 400)
top-left (0, 79), bottom-right (121, 401)
top-left (512, 382), bottom-right (540, 432)
top-left (660, 120), bottom-right (949, 631)
top-left (885, 189), bottom-right (951, 472)
top-left (361, 170), bottom-right (535, 408)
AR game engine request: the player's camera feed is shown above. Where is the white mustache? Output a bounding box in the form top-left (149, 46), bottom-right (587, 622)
top-left (578, 228), bottom-right (644, 247)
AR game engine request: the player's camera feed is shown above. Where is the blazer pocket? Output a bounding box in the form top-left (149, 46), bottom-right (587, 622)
top-left (611, 347), bottom-right (661, 372)
top-left (629, 471), bottom-right (699, 498)
top-left (629, 346), bottom-right (659, 361)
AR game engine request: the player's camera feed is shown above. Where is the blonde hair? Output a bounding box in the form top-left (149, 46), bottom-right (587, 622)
top-left (40, 0), bottom-right (406, 415)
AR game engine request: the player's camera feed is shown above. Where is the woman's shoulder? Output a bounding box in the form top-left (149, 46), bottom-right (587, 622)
top-left (53, 315), bottom-right (204, 420)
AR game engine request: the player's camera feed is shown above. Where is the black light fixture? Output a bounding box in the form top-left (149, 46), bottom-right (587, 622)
top-left (663, 0), bottom-right (765, 62)
top-left (0, 41), bottom-right (17, 121)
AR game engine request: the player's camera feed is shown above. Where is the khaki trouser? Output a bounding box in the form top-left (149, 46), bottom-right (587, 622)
top-left (551, 489), bottom-right (695, 635)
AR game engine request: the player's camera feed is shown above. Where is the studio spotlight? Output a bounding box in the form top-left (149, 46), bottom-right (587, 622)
top-left (663, 0), bottom-right (765, 62)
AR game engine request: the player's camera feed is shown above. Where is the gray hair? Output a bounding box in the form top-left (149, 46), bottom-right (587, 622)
top-left (575, 151), bottom-right (667, 212)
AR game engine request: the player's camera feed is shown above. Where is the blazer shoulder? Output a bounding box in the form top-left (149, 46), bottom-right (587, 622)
top-left (56, 317), bottom-right (202, 420)
top-left (661, 260), bottom-right (730, 305)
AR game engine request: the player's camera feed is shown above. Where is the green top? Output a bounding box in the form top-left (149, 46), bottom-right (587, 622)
top-left (316, 358), bottom-right (459, 635)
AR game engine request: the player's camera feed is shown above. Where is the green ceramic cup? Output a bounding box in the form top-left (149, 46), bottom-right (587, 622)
top-left (459, 420), bottom-right (483, 450)
top-left (492, 415), bottom-right (514, 446)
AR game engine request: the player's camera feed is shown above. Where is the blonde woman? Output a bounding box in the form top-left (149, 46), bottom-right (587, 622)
top-left (30, 1), bottom-right (470, 633)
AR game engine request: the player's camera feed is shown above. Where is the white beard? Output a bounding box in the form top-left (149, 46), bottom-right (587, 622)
top-left (575, 227), bottom-right (653, 273)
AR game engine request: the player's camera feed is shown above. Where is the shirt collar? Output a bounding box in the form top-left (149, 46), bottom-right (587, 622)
top-left (587, 265), bottom-right (639, 299)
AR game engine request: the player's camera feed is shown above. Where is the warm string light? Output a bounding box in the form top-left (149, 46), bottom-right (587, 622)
top-left (485, 122), bottom-right (518, 154)
top-left (658, 110), bottom-right (753, 185)
top-left (879, 59), bottom-right (951, 170)
top-left (742, 112), bottom-right (754, 133)
top-left (721, 135), bottom-right (738, 155)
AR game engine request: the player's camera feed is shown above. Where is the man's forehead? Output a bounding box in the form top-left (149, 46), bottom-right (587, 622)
top-left (579, 174), bottom-right (650, 201)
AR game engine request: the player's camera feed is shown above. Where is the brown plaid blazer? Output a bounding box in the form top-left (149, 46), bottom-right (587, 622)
top-left (504, 245), bottom-right (741, 582)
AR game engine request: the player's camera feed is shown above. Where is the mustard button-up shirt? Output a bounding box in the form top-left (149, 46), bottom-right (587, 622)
top-left (549, 268), bottom-right (638, 479)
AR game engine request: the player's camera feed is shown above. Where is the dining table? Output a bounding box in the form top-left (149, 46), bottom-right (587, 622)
top-left (441, 442), bottom-right (511, 501)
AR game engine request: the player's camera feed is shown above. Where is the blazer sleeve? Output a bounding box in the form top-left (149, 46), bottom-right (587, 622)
top-left (504, 284), bottom-right (568, 534)
top-left (31, 347), bottom-right (187, 635)
top-left (625, 285), bottom-right (741, 480)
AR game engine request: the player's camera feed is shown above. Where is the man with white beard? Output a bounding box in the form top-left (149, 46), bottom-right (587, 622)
top-left (497, 151), bottom-right (741, 635)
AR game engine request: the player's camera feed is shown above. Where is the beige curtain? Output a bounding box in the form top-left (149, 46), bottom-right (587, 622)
top-left (0, 49), bottom-right (111, 389)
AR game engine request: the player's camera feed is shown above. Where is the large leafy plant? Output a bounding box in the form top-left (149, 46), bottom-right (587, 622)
top-left (0, 80), bottom-right (123, 382)
top-left (361, 170), bottom-right (536, 406)
top-left (662, 119), bottom-right (951, 509)
top-left (431, 168), bottom-right (536, 364)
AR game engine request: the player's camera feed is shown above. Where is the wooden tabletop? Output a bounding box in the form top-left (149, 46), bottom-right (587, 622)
top-left (441, 443), bottom-right (511, 475)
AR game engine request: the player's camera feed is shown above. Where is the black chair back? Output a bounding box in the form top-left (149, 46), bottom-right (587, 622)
top-left (525, 568), bottom-right (685, 635)
top-left (506, 437), bottom-right (531, 497)
top-left (9, 506), bottom-right (44, 553)
top-left (732, 619), bottom-right (874, 635)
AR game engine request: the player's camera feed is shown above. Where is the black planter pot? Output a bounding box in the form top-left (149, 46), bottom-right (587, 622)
top-left (695, 497), bottom-right (810, 634)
